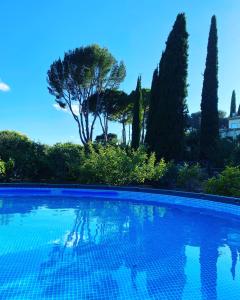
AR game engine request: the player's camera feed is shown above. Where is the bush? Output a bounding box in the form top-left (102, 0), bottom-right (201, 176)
top-left (80, 145), bottom-right (168, 185)
top-left (47, 143), bottom-right (84, 181)
top-left (204, 166), bottom-right (240, 197)
top-left (177, 163), bottom-right (204, 191)
top-left (0, 131), bottom-right (49, 180)
top-left (0, 160), bottom-right (6, 180)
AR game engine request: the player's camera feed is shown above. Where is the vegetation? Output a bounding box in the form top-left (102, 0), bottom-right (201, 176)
top-left (145, 68), bottom-right (159, 152)
top-left (80, 145), bottom-right (167, 185)
top-left (230, 90), bottom-right (237, 117)
top-left (47, 45), bottom-right (126, 144)
top-left (204, 166), bottom-right (240, 197)
top-left (131, 77), bottom-right (143, 150)
top-left (200, 16), bottom-right (219, 164)
top-left (177, 163), bottom-right (205, 192)
top-left (148, 13), bottom-right (189, 161)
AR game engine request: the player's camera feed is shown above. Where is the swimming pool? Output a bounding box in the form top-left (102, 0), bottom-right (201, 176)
top-left (0, 188), bottom-right (240, 299)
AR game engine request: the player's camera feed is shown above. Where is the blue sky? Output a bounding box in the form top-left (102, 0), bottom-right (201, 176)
top-left (0, 0), bottom-right (240, 144)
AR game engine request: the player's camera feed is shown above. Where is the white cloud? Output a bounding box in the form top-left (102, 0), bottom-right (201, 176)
top-left (0, 81), bottom-right (10, 92)
top-left (53, 103), bottom-right (79, 116)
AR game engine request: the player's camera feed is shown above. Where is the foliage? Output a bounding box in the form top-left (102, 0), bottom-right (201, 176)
top-left (0, 160), bottom-right (6, 180)
top-left (95, 133), bottom-right (118, 145)
top-left (200, 16), bottom-right (219, 163)
top-left (5, 159), bottom-right (15, 180)
top-left (185, 130), bottom-right (200, 162)
top-left (47, 44), bottom-right (126, 144)
top-left (80, 145), bottom-right (168, 185)
top-left (145, 67), bottom-right (159, 152)
top-left (0, 130), bottom-right (49, 179)
top-left (131, 77), bottom-right (143, 150)
top-left (204, 166), bottom-right (240, 197)
top-left (103, 90), bottom-right (131, 145)
top-left (47, 143), bottom-right (84, 181)
top-left (177, 163), bottom-right (205, 191)
top-left (230, 90), bottom-right (237, 117)
top-left (157, 161), bottom-right (178, 188)
top-left (155, 13), bottom-right (189, 161)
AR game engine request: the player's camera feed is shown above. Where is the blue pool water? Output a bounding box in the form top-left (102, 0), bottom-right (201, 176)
top-left (0, 189), bottom-right (240, 299)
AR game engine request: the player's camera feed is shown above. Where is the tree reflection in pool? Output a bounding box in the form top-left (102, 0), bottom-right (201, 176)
top-left (0, 195), bottom-right (240, 299)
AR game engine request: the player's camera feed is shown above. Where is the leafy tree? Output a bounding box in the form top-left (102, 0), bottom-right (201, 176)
top-left (90, 89), bottom-right (130, 144)
top-left (189, 110), bottom-right (227, 131)
top-left (155, 13), bottom-right (189, 161)
top-left (107, 91), bottom-right (132, 145)
top-left (238, 104), bottom-right (240, 116)
top-left (189, 111), bottom-right (201, 131)
top-left (230, 90), bottom-right (237, 117)
top-left (131, 77), bottom-right (143, 150)
top-left (95, 133), bottom-right (118, 145)
top-left (200, 16), bottom-right (219, 163)
top-left (47, 44), bottom-right (126, 145)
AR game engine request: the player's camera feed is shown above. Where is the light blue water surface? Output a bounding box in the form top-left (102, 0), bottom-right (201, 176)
top-left (0, 193), bottom-right (240, 299)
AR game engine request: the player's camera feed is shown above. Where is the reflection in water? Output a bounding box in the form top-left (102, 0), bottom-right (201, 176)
top-left (0, 196), bottom-right (240, 299)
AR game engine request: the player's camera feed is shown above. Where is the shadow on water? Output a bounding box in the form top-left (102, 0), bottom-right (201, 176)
top-left (0, 196), bottom-right (240, 299)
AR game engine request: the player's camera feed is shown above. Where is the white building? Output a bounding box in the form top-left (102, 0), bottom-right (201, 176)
top-left (220, 114), bottom-right (240, 139)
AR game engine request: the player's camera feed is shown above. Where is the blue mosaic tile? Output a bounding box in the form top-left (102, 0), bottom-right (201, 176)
top-left (0, 190), bottom-right (240, 299)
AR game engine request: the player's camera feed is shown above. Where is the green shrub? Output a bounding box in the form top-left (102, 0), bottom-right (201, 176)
top-left (177, 163), bottom-right (204, 191)
top-left (0, 131), bottom-right (49, 180)
top-left (80, 145), bottom-right (167, 185)
top-left (204, 166), bottom-right (240, 197)
top-left (47, 143), bottom-right (84, 181)
top-left (5, 159), bottom-right (15, 180)
top-left (0, 160), bottom-right (6, 180)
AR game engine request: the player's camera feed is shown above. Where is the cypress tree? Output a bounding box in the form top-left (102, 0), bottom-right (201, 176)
top-left (131, 76), bottom-right (143, 150)
top-left (145, 67), bottom-right (159, 151)
top-left (200, 16), bottom-right (219, 162)
top-left (155, 13), bottom-right (189, 161)
top-left (238, 104), bottom-right (240, 116)
top-left (230, 90), bottom-right (236, 117)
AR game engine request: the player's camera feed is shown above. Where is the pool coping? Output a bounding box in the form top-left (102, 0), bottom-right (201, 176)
top-left (0, 183), bottom-right (239, 206)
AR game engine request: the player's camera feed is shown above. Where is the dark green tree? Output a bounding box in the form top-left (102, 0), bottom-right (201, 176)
top-left (131, 76), bottom-right (143, 149)
top-left (230, 90), bottom-right (236, 117)
top-left (155, 13), bottom-right (189, 161)
top-left (145, 67), bottom-right (159, 151)
top-left (238, 104), bottom-right (240, 116)
top-left (200, 16), bottom-right (219, 162)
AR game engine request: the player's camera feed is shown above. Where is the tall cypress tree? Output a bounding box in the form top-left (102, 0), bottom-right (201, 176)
top-left (230, 90), bottom-right (236, 117)
top-left (155, 13), bottom-right (189, 161)
top-left (145, 67), bottom-right (159, 151)
top-left (200, 16), bottom-right (219, 162)
top-left (131, 76), bottom-right (143, 150)
top-left (238, 104), bottom-right (240, 116)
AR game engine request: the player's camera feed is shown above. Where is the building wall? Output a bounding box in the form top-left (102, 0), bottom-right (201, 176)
top-left (229, 117), bottom-right (240, 129)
